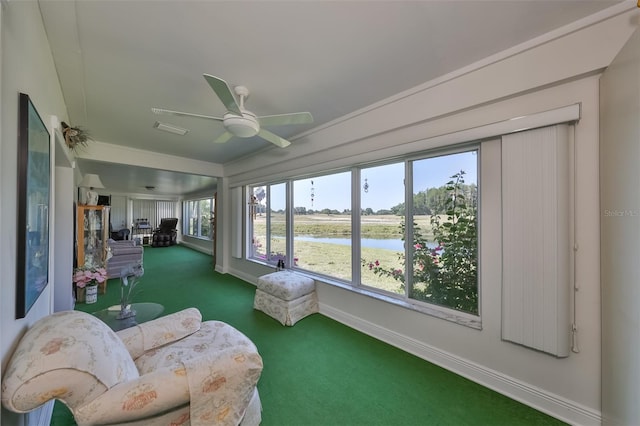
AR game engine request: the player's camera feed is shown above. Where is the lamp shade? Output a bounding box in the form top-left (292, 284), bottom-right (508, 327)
top-left (79, 173), bottom-right (105, 189)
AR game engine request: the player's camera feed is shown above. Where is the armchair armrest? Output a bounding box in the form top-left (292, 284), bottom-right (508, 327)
top-left (74, 347), bottom-right (262, 426)
top-left (73, 365), bottom-right (190, 425)
top-left (108, 239), bottom-right (142, 255)
top-left (117, 308), bottom-right (202, 359)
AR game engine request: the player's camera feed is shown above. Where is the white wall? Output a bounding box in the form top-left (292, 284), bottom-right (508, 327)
top-left (53, 166), bottom-right (74, 312)
top-left (223, 8), bottom-right (639, 425)
top-left (600, 28), bottom-right (640, 425)
top-left (1, 2), bottom-right (70, 424)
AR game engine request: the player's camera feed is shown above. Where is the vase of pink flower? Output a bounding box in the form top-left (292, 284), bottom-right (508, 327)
top-left (73, 266), bottom-right (108, 304)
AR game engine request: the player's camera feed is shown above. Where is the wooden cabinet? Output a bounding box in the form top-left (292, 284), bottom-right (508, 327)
top-left (77, 205), bottom-right (110, 269)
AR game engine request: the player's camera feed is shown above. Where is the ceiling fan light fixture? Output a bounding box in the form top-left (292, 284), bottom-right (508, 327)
top-left (223, 112), bottom-right (259, 138)
top-left (154, 75), bottom-right (310, 147)
top-left (153, 121), bottom-right (189, 136)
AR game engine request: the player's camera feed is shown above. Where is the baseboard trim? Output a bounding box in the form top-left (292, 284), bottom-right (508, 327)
top-left (320, 303), bottom-right (601, 426)
top-left (228, 267), bottom-right (258, 286)
top-left (178, 241), bottom-right (213, 256)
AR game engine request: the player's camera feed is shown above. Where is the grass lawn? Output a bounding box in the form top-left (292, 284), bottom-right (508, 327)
top-left (253, 213), bottom-right (436, 238)
top-left (251, 213), bottom-right (441, 293)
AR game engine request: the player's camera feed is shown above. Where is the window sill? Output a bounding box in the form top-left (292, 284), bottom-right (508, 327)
top-left (320, 277), bottom-right (482, 330)
top-left (183, 235), bottom-right (213, 242)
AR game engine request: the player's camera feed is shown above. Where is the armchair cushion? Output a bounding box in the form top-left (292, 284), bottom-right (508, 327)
top-left (133, 320), bottom-right (262, 426)
top-left (117, 307), bottom-right (203, 359)
top-left (74, 364), bottom-right (190, 425)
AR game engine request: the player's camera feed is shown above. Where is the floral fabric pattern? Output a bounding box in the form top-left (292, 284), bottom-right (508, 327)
top-left (254, 289), bottom-right (319, 326)
top-left (1, 309), bottom-right (263, 426)
top-left (256, 271), bottom-right (316, 301)
top-left (117, 307), bottom-right (202, 359)
top-left (1, 311), bottom-right (139, 413)
top-left (254, 271), bottom-right (318, 325)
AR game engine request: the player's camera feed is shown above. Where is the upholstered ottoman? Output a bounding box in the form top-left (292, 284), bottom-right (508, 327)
top-left (254, 271), bottom-right (318, 326)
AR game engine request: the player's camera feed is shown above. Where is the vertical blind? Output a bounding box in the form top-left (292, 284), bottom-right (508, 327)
top-left (231, 187), bottom-right (243, 259)
top-left (132, 199), bottom-right (177, 229)
top-left (501, 124), bottom-right (571, 357)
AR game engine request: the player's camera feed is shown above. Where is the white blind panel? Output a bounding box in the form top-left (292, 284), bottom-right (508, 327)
top-left (110, 195), bottom-right (127, 230)
top-left (132, 200), bottom-right (155, 227)
top-left (156, 201), bottom-right (176, 225)
top-left (131, 200), bottom-right (177, 229)
top-left (501, 125), bottom-right (571, 357)
top-left (231, 187), bottom-right (243, 259)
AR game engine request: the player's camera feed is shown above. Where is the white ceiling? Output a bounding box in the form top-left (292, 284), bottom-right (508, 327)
top-left (39, 0), bottom-right (620, 196)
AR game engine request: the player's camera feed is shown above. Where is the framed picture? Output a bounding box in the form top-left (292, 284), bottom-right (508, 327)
top-left (16, 93), bottom-right (51, 318)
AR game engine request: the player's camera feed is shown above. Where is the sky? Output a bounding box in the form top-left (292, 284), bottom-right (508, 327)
top-left (262, 150), bottom-right (478, 212)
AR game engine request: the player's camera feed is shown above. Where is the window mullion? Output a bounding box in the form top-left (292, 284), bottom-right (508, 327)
top-left (352, 168), bottom-right (361, 287)
top-left (286, 181), bottom-right (293, 268)
top-left (265, 186), bottom-right (271, 261)
top-left (404, 160), bottom-right (413, 299)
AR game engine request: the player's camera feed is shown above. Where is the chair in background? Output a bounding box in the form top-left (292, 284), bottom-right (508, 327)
top-left (1, 308), bottom-right (263, 425)
top-left (106, 239), bottom-right (144, 279)
top-left (152, 218), bottom-right (178, 247)
top-left (111, 228), bottom-right (130, 241)
top-left (133, 218), bottom-right (153, 245)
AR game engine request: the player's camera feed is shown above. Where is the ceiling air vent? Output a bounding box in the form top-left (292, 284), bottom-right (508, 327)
top-left (153, 121), bottom-right (188, 136)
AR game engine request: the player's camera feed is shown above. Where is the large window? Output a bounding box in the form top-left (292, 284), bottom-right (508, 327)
top-left (293, 172), bottom-right (352, 280)
top-left (409, 152), bottom-right (478, 313)
top-left (183, 197), bottom-right (214, 239)
top-left (247, 148), bottom-right (479, 317)
top-left (360, 162), bottom-right (405, 295)
top-left (249, 184), bottom-right (286, 263)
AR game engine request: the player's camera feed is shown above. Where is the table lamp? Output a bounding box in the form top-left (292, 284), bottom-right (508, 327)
top-left (79, 173), bottom-right (105, 205)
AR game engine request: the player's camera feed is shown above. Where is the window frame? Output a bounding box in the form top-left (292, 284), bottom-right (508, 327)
top-left (182, 197), bottom-right (214, 240)
top-left (246, 144), bottom-right (481, 328)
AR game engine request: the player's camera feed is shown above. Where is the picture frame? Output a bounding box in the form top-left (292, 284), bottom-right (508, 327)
top-left (16, 93), bottom-right (51, 318)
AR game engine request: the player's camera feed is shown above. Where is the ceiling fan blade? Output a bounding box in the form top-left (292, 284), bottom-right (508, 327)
top-left (258, 112), bottom-right (314, 127)
top-left (258, 129), bottom-right (291, 148)
top-left (203, 74), bottom-right (242, 116)
top-left (152, 108), bottom-right (223, 121)
top-left (213, 131), bottom-right (234, 144)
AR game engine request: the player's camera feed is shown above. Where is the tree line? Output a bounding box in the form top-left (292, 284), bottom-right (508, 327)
top-left (285, 182), bottom-right (477, 216)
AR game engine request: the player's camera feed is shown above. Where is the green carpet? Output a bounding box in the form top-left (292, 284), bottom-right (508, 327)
top-left (52, 245), bottom-right (565, 426)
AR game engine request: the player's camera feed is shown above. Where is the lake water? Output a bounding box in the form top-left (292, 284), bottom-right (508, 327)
top-left (294, 236), bottom-right (404, 251)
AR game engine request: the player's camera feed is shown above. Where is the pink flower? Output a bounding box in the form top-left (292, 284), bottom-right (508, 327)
top-left (414, 243), bottom-right (422, 250)
top-left (374, 260), bottom-right (379, 266)
top-left (73, 266), bottom-right (108, 288)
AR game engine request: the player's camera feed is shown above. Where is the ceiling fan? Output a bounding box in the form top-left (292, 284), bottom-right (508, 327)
top-left (152, 74), bottom-right (313, 148)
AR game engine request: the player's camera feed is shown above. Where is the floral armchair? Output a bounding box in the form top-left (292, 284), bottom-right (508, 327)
top-left (1, 308), bottom-right (263, 425)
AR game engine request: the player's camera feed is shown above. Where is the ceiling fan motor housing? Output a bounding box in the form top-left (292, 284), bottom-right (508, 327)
top-left (223, 110), bottom-right (259, 138)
